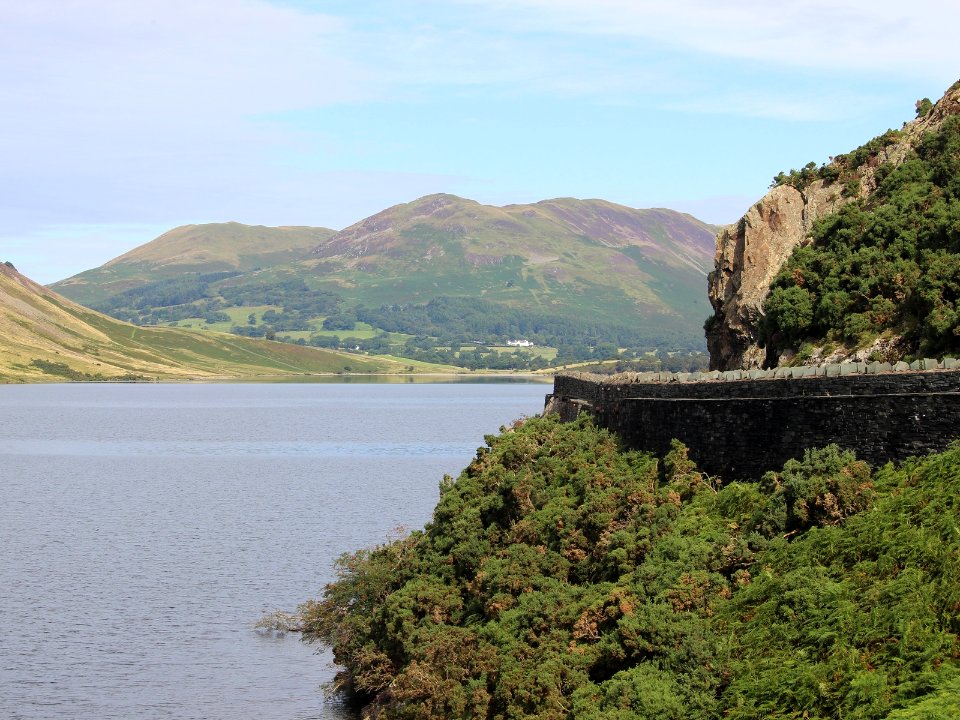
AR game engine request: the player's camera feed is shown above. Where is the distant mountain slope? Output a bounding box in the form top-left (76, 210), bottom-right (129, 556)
top-left (51, 196), bottom-right (718, 359)
top-left (52, 222), bottom-right (335, 306)
top-left (319, 194), bottom-right (714, 272)
top-left (290, 195), bottom-right (717, 348)
top-left (0, 262), bottom-right (413, 382)
top-left (309, 194), bottom-right (715, 311)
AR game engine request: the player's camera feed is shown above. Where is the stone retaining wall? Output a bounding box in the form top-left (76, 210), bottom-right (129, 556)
top-left (546, 365), bottom-right (960, 479)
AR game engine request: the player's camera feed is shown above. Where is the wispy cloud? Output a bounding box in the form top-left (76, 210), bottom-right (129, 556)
top-left (662, 91), bottom-right (872, 122)
top-left (0, 1), bottom-right (365, 116)
top-left (455, 0), bottom-right (960, 79)
top-left (3, 0), bottom-right (955, 284)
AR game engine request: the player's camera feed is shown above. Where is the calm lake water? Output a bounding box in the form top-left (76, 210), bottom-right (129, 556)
top-left (0, 381), bottom-right (549, 720)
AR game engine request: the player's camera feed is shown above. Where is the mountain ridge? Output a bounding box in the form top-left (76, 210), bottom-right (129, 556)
top-left (50, 195), bottom-right (719, 362)
top-left (53, 222), bottom-right (336, 306)
top-left (315, 193), bottom-right (715, 274)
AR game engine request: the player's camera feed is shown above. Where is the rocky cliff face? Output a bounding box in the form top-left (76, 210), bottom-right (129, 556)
top-left (706, 81), bottom-right (960, 370)
top-left (706, 183), bottom-right (844, 369)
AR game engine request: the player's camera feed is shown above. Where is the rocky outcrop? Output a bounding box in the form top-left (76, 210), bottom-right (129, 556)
top-left (706, 80), bottom-right (960, 370)
top-left (706, 183), bottom-right (845, 369)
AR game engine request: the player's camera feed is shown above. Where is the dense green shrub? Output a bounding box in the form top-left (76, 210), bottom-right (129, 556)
top-left (299, 416), bottom-right (960, 719)
top-left (762, 115), bottom-right (960, 358)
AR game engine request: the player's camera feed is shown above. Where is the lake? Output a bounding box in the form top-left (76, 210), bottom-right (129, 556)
top-left (0, 381), bottom-right (550, 719)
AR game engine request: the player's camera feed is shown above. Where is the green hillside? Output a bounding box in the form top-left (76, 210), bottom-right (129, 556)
top-left (51, 196), bottom-right (718, 367)
top-left (52, 222), bottom-right (335, 306)
top-left (305, 194), bottom-right (714, 322)
top-left (761, 83), bottom-right (960, 363)
top-left (0, 262), bottom-right (435, 382)
top-left (295, 414), bottom-right (960, 720)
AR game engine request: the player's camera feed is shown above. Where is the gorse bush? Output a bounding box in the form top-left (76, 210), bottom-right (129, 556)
top-left (299, 415), bottom-right (960, 719)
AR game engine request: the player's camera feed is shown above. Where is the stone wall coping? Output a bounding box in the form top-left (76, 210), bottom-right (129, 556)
top-left (560, 358), bottom-right (959, 386)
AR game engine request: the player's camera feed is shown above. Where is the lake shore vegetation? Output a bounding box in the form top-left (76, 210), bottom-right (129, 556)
top-left (299, 414), bottom-right (960, 720)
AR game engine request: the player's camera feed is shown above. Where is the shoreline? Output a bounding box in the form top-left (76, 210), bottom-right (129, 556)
top-left (0, 371), bottom-right (555, 385)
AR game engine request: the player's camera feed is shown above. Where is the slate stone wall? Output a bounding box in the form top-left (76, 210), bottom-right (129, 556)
top-left (546, 369), bottom-right (960, 479)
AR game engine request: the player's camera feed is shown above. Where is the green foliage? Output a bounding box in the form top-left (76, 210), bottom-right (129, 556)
top-left (358, 295), bottom-right (699, 359)
top-left (771, 126), bottom-right (906, 193)
top-left (572, 351), bottom-right (710, 376)
top-left (763, 285), bottom-right (814, 346)
top-left (916, 98), bottom-right (934, 118)
top-left (841, 128), bottom-right (904, 171)
top-left (757, 445), bottom-right (874, 536)
top-left (86, 268), bottom-right (706, 369)
top-left (94, 275), bottom-right (345, 331)
top-left (771, 161), bottom-right (825, 190)
top-left (886, 674), bottom-right (960, 719)
top-left (321, 310), bottom-right (357, 331)
top-left (723, 443), bottom-right (960, 720)
top-left (762, 115), bottom-right (960, 357)
top-left (299, 417), bottom-right (960, 719)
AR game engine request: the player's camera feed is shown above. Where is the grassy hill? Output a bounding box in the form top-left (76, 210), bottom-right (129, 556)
top-left (0, 262), bottom-right (434, 382)
top-left (52, 222), bottom-right (335, 306)
top-left (50, 196), bottom-right (718, 368)
top-left (304, 194), bottom-right (715, 323)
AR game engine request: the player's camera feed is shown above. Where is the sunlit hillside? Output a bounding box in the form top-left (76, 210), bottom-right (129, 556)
top-left (0, 262), bottom-right (433, 382)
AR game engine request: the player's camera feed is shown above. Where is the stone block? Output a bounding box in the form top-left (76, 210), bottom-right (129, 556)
top-left (826, 364), bottom-right (841, 377)
top-left (922, 358), bottom-right (941, 370)
top-left (944, 358), bottom-right (958, 370)
top-left (704, 370), bottom-right (721, 380)
top-left (840, 363), bottom-right (858, 376)
top-left (676, 373), bottom-right (691, 383)
top-left (803, 366), bottom-right (818, 377)
top-left (749, 369), bottom-right (765, 379)
top-left (894, 361), bottom-right (910, 372)
top-left (909, 360), bottom-right (921, 371)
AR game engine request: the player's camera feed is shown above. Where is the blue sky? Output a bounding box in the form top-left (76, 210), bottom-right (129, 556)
top-left (2, 0), bottom-right (958, 284)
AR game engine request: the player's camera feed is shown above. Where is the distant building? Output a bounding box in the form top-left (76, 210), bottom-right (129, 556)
top-left (507, 339), bottom-right (533, 347)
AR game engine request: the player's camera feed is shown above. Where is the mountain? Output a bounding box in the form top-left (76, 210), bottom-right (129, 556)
top-left (52, 196), bottom-right (718, 363)
top-left (0, 262), bottom-right (423, 382)
top-left (707, 79), bottom-right (960, 370)
top-left (52, 222), bottom-right (335, 306)
top-left (304, 194), bottom-right (715, 324)
top-left (316, 194), bottom-right (713, 275)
